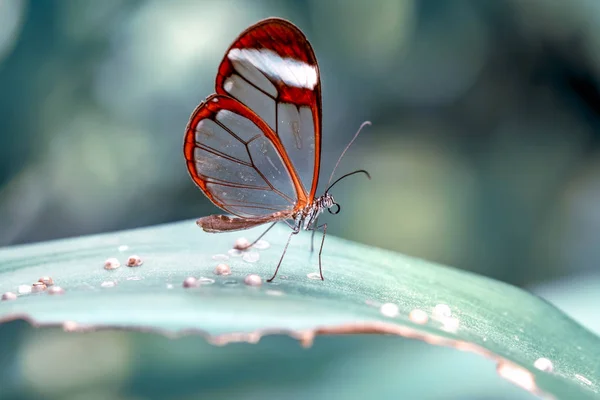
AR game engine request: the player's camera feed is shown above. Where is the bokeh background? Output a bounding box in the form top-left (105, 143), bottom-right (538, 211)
top-left (1, 0), bottom-right (600, 398)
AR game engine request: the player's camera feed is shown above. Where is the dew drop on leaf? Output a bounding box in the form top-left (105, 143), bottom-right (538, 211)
top-left (183, 277), bottom-right (199, 288)
top-left (47, 286), bottom-right (65, 295)
top-left (104, 258), bottom-right (121, 270)
top-left (1, 292), bottom-right (17, 301)
top-left (409, 308), bottom-right (428, 324)
top-left (244, 274), bottom-right (262, 286)
top-left (379, 303), bottom-right (399, 318)
top-left (533, 357), bottom-right (554, 372)
top-left (126, 255), bottom-right (143, 267)
top-left (234, 237), bottom-right (250, 250)
top-left (214, 263), bottom-right (231, 275)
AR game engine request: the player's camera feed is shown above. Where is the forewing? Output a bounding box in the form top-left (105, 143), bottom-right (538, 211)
top-left (184, 94), bottom-right (300, 219)
top-left (215, 18), bottom-right (322, 202)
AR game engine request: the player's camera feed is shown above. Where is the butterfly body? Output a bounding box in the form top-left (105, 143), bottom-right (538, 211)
top-left (297, 193), bottom-right (336, 230)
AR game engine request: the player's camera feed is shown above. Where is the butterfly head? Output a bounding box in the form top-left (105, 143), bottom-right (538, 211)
top-left (319, 193), bottom-right (340, 215)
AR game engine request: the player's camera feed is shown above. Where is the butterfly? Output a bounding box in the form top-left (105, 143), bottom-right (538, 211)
top-left (183, 17), bottom-right (370, 282)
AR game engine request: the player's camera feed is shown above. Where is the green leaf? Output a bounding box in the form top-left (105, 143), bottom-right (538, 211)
top-left (0, 220), bottom-right (598, 399)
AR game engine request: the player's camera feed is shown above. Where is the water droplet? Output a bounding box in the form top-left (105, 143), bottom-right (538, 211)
top-left (31, 282), bottom-right (47, 293)
top-left (1, 292), bottom-right (17, 301)
top-left (234, 237), bottom-right (251, 250)
top-left (198, 277), bottom-right (215, 285)
top-left (17, 284), bottom-right (32, 294)
top-left (253, 239), bottom-right (270, 250)
top-left (409, 309), bottom-right (428, 324)
top-left (126, 255), bottom-right (143, 267)
top-left (183, 277), bottom-right (199, 288)
top-left (214, 263), bottom-right (231, 275)
top-left (223, 279), bottom-right (238, 286)
top-left (432, 304), bottom-right (452, 319)
top-left (126, 276), bottom-right (142, 281)
top-left (212, 254), bottom-right (229, 261)
top-left (104, 257), bottom-right (121, 270)
top-left (575, 374), bottom-right (592, 386)
top-left (118, 245), bottom-right (129, 252)
top-left (228, 249), bottom-right (243, 257)
top-left (266, 289), bottom-right (283, 296)
top-left (380, 303), bottom-right (399, 318)
top-left (242, 251), bottom-right (260, 263)
top-left (38, 276), bottom-right (54, 286)
top-left (47, 286), bottom-right (65, 295)
top-left (101, 281), bottom-right (117, 288)
top-left (307, 272), bottom-right (322, 280)
top-left (534, 358), bottom-right (554, 372)
top-left (441, 317), bottom-right (460, 333)
top-left (497, 361), bottom-right (537, 392)
top-left (244, 274), bottom-right (262, 286)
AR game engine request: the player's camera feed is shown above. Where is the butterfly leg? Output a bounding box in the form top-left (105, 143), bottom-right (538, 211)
top-left (242, 222), bottom-right (277, 250)
top-left (310, 217), bottom-right (319, 253)
top-left (308, 222), bottom-right (327, 280)
top-left (267, 227), bottom-right (299, 283)
top-left (317, 223), bottom-right (327, 280)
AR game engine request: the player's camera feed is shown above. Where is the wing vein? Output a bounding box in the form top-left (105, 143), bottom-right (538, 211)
top-left (195, 143), bottom-right (252, 166)
top-left (245, 149), bottom-right (295, 204)
top-left (234, 69), bottom-right (277, 100)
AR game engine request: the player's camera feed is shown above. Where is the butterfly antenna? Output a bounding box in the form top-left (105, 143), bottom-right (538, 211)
top-left (326, 121), bottom-right (371, 188)
top-left (325, 169), bottom-right (371, 194)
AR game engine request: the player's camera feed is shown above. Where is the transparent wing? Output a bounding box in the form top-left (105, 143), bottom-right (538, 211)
top-left (215, 18), bottom-right (322, 203)
top-left (184, 94), bottom-right (302, 218)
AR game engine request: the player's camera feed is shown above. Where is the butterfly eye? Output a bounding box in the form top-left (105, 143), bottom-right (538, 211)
top-left (328, 203), bottom-right (340, 215)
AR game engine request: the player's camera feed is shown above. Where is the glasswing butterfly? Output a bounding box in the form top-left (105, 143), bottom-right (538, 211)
top-left (183, 17), bottom-right (370, 282)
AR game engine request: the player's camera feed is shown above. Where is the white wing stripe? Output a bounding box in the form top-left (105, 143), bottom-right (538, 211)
top-left (228, 48), bottom-right (318, 90)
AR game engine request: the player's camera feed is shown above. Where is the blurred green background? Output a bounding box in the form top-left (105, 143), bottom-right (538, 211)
top-left (1, 0), bottom-right (600, 398)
